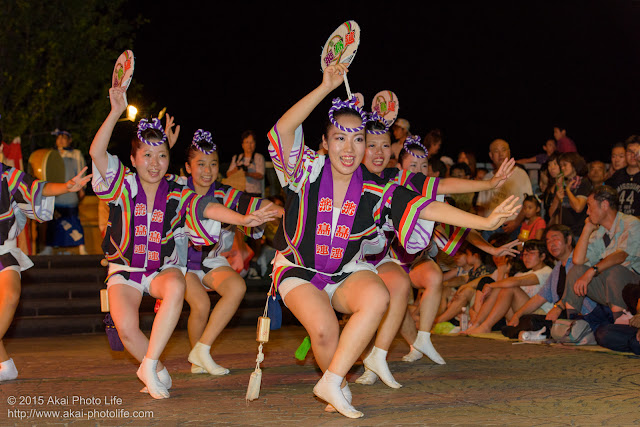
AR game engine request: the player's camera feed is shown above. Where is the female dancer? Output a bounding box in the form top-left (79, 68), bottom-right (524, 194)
top-left (358, 123), bottom-right (519, 387)
top-left (0, 161), bottom-right (90, 381)
top-left (90, 87), bottom-right (278, 399)
top-left (268, 64), bottom-right (520, 418)
top-left (181, 129), bottom-right (280, 375)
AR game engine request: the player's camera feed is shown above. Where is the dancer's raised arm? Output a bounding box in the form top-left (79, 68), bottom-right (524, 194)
top-left (89, 87), bottom-right (127, 181)
top-left (276, 64), bottom-right (348, 161)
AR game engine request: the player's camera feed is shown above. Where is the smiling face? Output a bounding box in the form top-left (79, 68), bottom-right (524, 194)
top-left (130, 141), bottom-right (170, 185)
top-left (186, 150), bottom-right (219, 192)
top-left (363, 132), bottom-right (392, 174)
top-left (547, 159), bottom-right (561, 179)
top-left (322, 114), bottom-right (366, 177)
top-left (400, 149), bottom-right (429, 175)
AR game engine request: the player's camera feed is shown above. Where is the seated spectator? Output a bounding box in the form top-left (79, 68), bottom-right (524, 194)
top-left (516, 138), bottom-right (557, 165)
top-left (605, 135), bottom-right (640, 216)
top-left (428, 157), bottom-right (447, 178)
top-left (476, 139), bottom-right (533, 239)
top-left (502, 225), bottom-right (597, 338)
top-left (517, 194), bottom-right (546, 242)
top-left (465, 239), bottom-right (553, 334)
top-left (457, 150), bottom-right (477, 178)
top-left (604, 141), bottom-right (627, 181)
top-left (553, 124), bottom-right (577, 153)
top-left (434, 233), bottom-right (511, 325)
top-left (448, 162), bottom-right (475, 213)
top-left (389, 118), bottom-right (410, 165)
top-left (475, 167), bottom-right (488, 181)
top-left (562, 186), bottom-right (640, 321)
top-left (549, 152), bottom-right (592, 241)
top-left (592, 284), bottom-right (640, 355)
top-left (587, 160), bottom-right (606, 188)
top-left (540, 153), bottom-right (562, 224)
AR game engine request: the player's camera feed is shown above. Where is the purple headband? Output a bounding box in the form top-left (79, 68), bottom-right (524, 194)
top-left (365, 111), bottom-right (391, 135)
top-left (403, 135), bottom-right (429, 159)
top-left (137, 118), bottom-right (167, 147)
top-left (191, 129), bottom-right (216, 154)
top-left (328, 97), bottom-right (368, 133)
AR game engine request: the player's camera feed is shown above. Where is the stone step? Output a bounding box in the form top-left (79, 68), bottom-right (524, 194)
top-left (29, 255), bottom-right (106, 269)
top-left (7, 303), bottom-right (298, 338)
top-left (22, 267), bottom-right (107, 283)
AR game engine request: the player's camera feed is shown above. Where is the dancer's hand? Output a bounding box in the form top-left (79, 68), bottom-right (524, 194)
top-left (242, 203), bottom-right (282, 227)
top-left (484, 196), bottom-right (521, 230)
top-left (321, 63), bottom-right (349, 92)
top-left (490, 158), bottom-right (516, 188)
top-left (165, 114), bottom-right (180, 149)
top-left (108, 87), bottom-right (127, 117)
top-left (490, 239), bottom-right (520, 258)
top-left (66, 167), bottom-right (93, 192)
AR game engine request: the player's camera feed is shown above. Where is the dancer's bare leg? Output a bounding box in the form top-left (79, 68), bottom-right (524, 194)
top-left (135, 268), bottom-right (185, 399)
top-left (188, 266), bottom-right (245, 375)
top-left (184, 272), bottom-right (210, 349)
top-left (0, 270), bottom-right (21, 381)
top-left (284, 283), bottom-right (339, 373)
top-left (313, 270), bottom-right (389, 418)
top-left (356, 262), bottom-right (410, 388)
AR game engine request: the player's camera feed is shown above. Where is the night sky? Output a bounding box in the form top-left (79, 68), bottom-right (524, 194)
top-left (127, 1), bottom-right (640, 167)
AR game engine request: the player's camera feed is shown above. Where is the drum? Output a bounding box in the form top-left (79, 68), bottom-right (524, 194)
top-left (28, 148), bottom-right (66, 183)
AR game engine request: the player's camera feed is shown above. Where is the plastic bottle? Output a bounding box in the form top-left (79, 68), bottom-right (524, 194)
top-left (460, 307), bottom-right (469, 331)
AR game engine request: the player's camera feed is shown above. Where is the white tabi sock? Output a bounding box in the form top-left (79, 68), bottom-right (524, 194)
top-left (402, 345), bottom-right (424, 362)
top-left (314, 370), bottom-right (363, 419)
top-left (188, 342), bottom-right (229, 376)
top-left (354, 367), bottom-right (379, 385)
top-left (140, 367), bottom-right (172, 394)
top-left (363, 346), bottom-right (402, 389)
top-left (191, 363), bottom-right (208, 374)
top-left (0, 358), bottom-right (18, 381)
top-left (413, 331), bottom-right (446, 365)
top-left (324, 383), bottom-right (352, 413)
top-left (137, 357), bottom-right (169, 399)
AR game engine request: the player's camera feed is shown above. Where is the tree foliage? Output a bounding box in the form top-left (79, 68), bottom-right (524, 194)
top-left (0, 0), bottom-right (143, 154)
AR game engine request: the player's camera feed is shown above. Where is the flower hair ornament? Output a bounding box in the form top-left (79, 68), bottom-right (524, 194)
top-left (137, 118), bottom-right (167, 147)
top-left (404, 135), bottom-right (429, 159)
top-left (191, 129), bottom-right (216, 154)
top-left (365, 110), bottom-right (390, 135)
top-left (328, 97), bottom-right (368, 133)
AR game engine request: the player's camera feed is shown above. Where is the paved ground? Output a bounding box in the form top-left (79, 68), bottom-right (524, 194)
top-left (0, 326), bottom-right (639, 426)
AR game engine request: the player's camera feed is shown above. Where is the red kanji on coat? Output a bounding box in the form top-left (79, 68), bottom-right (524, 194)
top-left (319, 197), bottom-right (333, 212)
top-left (330, 247), bottom-right (344, 259)
top-left (341, 200), bottom-right (357, 216)
top-left (134, 225), bottom-right (147, 237)
top-left (134, 203), bottom-right (146, 216)
top-left (316, 222), bottom-right (331, 236)
top-left (334, 225), bottom-right (350, 240)
top-left (316, 244), bottom-right (329, 256)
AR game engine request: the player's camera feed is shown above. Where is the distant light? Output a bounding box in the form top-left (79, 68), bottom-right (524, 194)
top-left (126, 105), bottom-right (138, 122)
